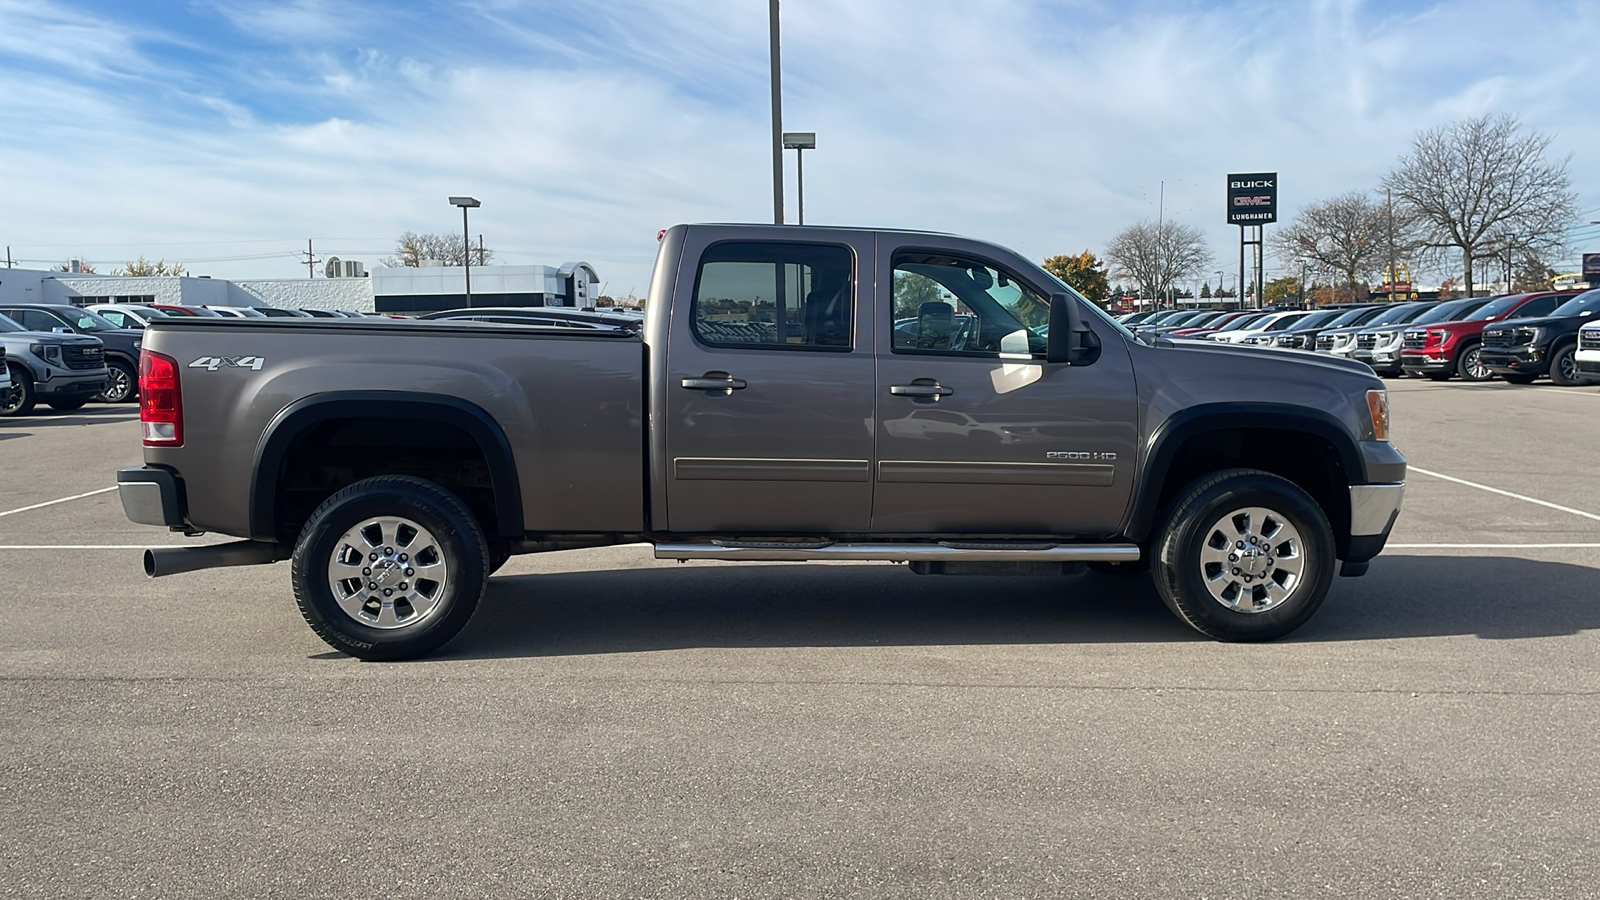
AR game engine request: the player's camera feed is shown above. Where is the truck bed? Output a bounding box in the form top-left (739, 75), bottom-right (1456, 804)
top-left (139, 317), bottom-right (645, 539)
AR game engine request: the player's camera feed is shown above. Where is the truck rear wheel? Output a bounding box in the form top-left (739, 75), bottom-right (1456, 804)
top-left (291, 475), bottom-right (489, 661)
top-left (1152, 469), bottom-right (1335, 642)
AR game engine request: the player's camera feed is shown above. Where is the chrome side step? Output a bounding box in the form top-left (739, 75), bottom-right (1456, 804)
top-left (653, 541), bottom-right (1140, 563)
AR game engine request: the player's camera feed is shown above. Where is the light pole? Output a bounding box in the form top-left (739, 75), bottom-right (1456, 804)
top-left (769, 0), bottom-right (783, 225)
top-left (449, 196), bottom-right (480, 307)
top-left (782, 132), bottom-right (816, 225)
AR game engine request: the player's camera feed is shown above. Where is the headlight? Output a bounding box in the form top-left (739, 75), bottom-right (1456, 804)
top-left (1520, 327), bottom-right (1544, 344)
top-left (1367, 390), bottom-right (1390, 441)
top-left (29, 343), bottom-right (62, 364)
top-left (1379, 331), bottom-right (1401, 346)
top-left (1427, 330), bottom-right (1447, 345)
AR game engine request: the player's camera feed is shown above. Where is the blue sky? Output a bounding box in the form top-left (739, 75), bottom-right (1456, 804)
top-left (3, 0), bottom-right (1600, 294)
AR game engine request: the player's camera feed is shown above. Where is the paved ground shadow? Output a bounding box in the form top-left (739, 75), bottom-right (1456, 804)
top-left (440, 554), bottom-right (1600, 659)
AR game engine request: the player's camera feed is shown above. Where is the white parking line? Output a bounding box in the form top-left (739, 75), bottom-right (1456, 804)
top-left (1408, 466), bottom-right (1600, 523)
top-left (1389, 543), bottom-right (1600, 549)
top-left (0, 544), bottom-right (154, 550)
top-left (0, 486), bottom-right (117, 518)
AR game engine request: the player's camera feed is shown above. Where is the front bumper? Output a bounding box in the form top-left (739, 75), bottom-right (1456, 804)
top-left (35, 371), bottom-right (110, 398)
top-left (1400, 351), bottom-right (1452, 374)
top-left (1353, 347), bottom-right (1404, 374)
top-left (1344, 482), bottom-right (1404, 571)
top-left (1479, 345), bottom-right (1544, 374)
top-left (117, 466), bottom-right (187, 528)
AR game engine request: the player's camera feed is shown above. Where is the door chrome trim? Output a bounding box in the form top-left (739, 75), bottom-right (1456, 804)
top-left (654, 542), bottom-right (1140, 562)
top-left (673, 457), bottom-right (871, 482)
top-left (877, 460), bottom-right (1114, 486)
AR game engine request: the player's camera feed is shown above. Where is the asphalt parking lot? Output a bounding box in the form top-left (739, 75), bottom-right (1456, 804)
top-left (4, 380), bottom-right (1600, 899)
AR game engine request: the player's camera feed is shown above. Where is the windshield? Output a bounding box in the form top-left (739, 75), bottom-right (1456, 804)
top-left (1464, 295), bottom-right (1522, 321)
top-left (54, 308), bottom-right (122, 332)
top-left (1290, 310), bottom-right (1342, 330)
top-left (1412, 298), bottom-right (1490, 325)
top-left (1324, 307), bottom-right (1377, 328)
top-left (1550, 289), bottom-right (1600, 317)
top-left (0, 313), bottom-right (22, 333)
top-left (1215, 313), bottom-right (1267, 331)
top-left (1263, 312), bottom-right (1309, 331)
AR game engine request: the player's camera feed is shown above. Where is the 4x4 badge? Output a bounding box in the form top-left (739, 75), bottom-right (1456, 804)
top-left (188, 355), bottom-right (265, 371)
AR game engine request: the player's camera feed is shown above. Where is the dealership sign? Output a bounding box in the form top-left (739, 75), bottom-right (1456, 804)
top-left (1227, 173), bottom-right (1278, 225)
top-left (1584, 253), bottom-right (1600, 280)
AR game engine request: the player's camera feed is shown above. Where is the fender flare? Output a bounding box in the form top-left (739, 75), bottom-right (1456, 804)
top-left (1121, 403), bottom-right (1365, 543)
top-left (249, 391), bottom-right (523, 541)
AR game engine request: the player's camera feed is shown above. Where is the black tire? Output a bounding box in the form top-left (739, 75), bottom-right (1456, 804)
top-left (1455, 342), bottom-right (1492, 381)
top-left (1549, 343), bottom-right (1582, 387)
top-left (95, 359), bottom-right (137, 403)
top-left (1502, 373), bottom-right (1537, 384)
top-left (1151, 468), bottom-right (1336, 642)
top-left (291, 475), bottom-right (489, 661)
top-left (1, 364), bottom-right (36, 417)
top-left (47, 397), bottom-right (89, 411)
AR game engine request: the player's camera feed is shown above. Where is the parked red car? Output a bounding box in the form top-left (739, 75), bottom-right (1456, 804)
top-left (1399, 290), bottom-right (1582, 381)
top-left (1167, 310), bottom-right (1260, 337)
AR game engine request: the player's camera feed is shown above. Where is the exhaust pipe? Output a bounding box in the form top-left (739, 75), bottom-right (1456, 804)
top-left (144, 540), bottom-right (281, 578)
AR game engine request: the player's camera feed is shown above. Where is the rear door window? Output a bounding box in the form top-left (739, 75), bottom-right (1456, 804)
top-left (691, 242), bottom-right (854, 350)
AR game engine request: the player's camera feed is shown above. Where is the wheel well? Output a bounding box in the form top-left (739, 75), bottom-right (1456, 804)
top-left (271, 417), bottom-right (501, 544)
top-left (1153, 428), bottom-right (1353, 557)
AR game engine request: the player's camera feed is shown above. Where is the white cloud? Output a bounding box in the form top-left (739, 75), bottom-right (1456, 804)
top-left (2, 0), bottom-right (1599, 287)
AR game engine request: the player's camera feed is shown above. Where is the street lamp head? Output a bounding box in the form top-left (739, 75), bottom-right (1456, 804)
top-left (449, 196), bottom-right (481, 208)
top-left (781, 132), bottom-right (816, 150)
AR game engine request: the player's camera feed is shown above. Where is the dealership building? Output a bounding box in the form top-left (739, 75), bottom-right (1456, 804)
top-left (0, 260), bottom-right (602, 314)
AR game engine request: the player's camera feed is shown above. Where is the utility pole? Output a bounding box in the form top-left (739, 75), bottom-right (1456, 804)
top-left (1156, 180), bottom-right (1164, 308)
top-left (478, 234), bottom-right (485, 267)
top-left (1386, 188), bottom-right (1397, 303)
top-left (5, 246), bottom-right (11, 268)
top-left (301, 239), bottom-right (320, 279)
top-left (769, 0), bottom-right (784, 225)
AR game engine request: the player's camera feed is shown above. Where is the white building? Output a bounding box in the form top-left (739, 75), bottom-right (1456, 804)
top-left (371, 262), bottom-right (600, 313)
top-left (0, 259), bottom-right (602, 315)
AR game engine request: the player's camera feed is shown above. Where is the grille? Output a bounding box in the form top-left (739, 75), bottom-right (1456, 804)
top-left (1315, 335), bottom-right (1336, 350)
top-left (63, 344), bottom-right (103, 370)
top-left (1482, 330), bottom-right (1512, 348)
top-left (1581, 330), bottom-right (1600, 351)
top-left (1356, 333), bottom-right (1377, 350)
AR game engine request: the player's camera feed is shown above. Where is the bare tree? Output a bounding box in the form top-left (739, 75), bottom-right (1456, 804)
top-left (1384, 114), bottom-right (1577, 299)
top-left (1104, 220), bottom-right (1212, 304)
top-left (381, 231), bottom-right (495, 268)
top-left (1271, 191), bottom-right (1420, 303)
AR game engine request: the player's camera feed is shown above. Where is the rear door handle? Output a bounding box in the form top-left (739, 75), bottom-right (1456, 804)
top-left (890, 382), bottom-right (954, 398)
top-left (681, 374), bottom-right (748, 391)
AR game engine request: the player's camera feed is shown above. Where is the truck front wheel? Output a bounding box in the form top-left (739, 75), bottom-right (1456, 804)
top-left (1152, 469), bottom-right (1335, 642)
top-left (291, 476), bottom-right (489, 661)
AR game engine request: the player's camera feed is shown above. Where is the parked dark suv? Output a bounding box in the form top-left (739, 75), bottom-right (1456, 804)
top-left (1479, 288), bottom-right (1600, 385)
top-left (0, 303), bottom-right (143, 402)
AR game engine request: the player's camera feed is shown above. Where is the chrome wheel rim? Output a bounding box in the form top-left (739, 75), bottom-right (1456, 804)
top-left (102, 366), bottom-right (132, 402)
top-left (1464, 348), bottom-right (1489, 380)
top-left (326, 516), bottom-right (449, 630)
top-left (1557, 353), bottom-right (1578, 382)
top-left (1197, 506), bottom-right (1306, 614)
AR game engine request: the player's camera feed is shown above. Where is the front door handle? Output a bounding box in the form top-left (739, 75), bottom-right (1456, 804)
top-left (681, 373), bottom-right (748, 392)
top-left (890, 382), bottom-right (954, 398)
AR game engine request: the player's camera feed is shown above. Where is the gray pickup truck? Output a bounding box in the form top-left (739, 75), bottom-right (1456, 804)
top-left (118, 224), bottom-right (1405, 659)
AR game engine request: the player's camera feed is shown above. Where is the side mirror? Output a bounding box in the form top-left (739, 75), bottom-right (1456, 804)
top-left (1046, 292), bottom-right (1091, 364)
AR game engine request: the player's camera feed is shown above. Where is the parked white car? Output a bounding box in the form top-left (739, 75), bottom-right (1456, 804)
top-left (86, 304), bottom-right (169, 329)
top-left (1208, 310), bottom-right (1312, 343)
top-left (1577, 320), bottom-right (1600, 380)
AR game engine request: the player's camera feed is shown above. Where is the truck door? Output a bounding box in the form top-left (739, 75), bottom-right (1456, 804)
top-left (659, 234), bottom-right (877, 533)
top-left (871, 242), bottom-right (1138, 534)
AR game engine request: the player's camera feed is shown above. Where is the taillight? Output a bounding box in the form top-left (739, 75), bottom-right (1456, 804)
top-left (139, 350), bottom-right (183, 446)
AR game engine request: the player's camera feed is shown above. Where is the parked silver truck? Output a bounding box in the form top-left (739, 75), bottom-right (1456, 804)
top-left (118, 224), bottom-right (1406, 659)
